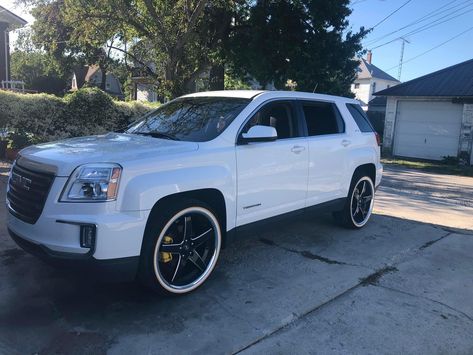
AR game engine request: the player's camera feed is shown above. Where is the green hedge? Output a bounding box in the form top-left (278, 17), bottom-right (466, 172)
top-left (0, 88), bottom-right (157, 147)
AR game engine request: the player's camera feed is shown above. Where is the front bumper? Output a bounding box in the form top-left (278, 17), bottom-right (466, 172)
top-left (6, 172), bottom-right (151, 281)
top-left (9, 229), bottom-right (139, 281)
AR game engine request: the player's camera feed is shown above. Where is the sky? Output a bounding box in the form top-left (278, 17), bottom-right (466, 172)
top-left (2, 0), bottom-right (473, 83)
top-left (348, 0), bottom-right (473, 81)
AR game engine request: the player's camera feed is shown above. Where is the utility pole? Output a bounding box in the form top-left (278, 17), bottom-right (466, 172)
top-left (398, 37), bottom-right (410, 81)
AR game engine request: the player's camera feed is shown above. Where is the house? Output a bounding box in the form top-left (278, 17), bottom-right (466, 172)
top-left (0, 5), bottom-right (27, 86)
top-left (351, 51), bottom-right (400, 110)
top-left (130, 67), bottom-right (159, 102)
top-left (72, 65), bottom-right (124, 99)
top-left (376, 59), bottom-right (473, 165)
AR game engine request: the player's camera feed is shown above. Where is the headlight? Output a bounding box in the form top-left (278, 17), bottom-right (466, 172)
top-left (60, 163), bottom-right (122, 202)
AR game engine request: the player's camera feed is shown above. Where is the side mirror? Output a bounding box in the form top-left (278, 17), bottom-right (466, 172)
top-left (239, 125), bottom-right (277, 144)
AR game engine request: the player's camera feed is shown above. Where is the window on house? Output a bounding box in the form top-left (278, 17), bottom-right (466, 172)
top-left (354, 83), bottom-right (360, 89)
top-left (372, 82), bottom-right (377, 94)
top-left (302, 101), bottom-right (345, 136)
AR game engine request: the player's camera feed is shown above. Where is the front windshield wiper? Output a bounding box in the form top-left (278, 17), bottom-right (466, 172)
top-left (133, 132), bottom-right (180, 141)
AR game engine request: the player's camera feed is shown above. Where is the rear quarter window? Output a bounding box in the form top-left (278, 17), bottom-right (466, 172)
top-left (346, 104), bottom-right (375, 133)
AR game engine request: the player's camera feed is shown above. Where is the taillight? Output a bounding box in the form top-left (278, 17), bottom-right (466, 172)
top-left (375, 132), bottom-right (382, 146)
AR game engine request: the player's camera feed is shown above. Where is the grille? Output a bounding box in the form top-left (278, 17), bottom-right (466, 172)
top-left (7, 163), bottom-right (55, 224)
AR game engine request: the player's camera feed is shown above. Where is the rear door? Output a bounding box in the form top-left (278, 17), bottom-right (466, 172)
top-left (298, 100), bottom-right (348, 206)
top-left (236, 100), bottom-right (309, 226)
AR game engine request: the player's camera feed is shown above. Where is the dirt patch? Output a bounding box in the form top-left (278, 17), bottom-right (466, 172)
top-left (359, 266), bottom-right (398, 286)
top-left (39, 331), bottom-right (110, 355)
top-left (0, 248), bottom-right (26, 266)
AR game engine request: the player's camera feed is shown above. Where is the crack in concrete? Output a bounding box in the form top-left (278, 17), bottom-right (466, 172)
top-left (235, 229), bottom-right (472, 354)
top-left (259, 238), bottom-right (348, 266)
top-left (437, 226), bottom-right (473, 236)
top-left (419, 232), bottom-right (451, 250)
top-left (232, 263), bottom-right (400, 354)
top-left (232, 281), bottom-right (362, 354)
top-left (359, 266), bottom-right (398, 286)
top-left (375, 284), bottom-right (473, 323)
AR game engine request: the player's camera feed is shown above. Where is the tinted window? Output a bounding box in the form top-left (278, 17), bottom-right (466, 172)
top-left (346, 104), bottom-right (374, 133)
top-left (127, 97), bottom-right (250, 142)
top-left (302, 102), bottom-right (344, 136)
top-left (242, 101), bottom-right (298, 139)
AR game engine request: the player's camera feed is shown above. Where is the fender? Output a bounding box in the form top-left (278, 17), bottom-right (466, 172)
top-left (344, 143), bottom-right (378, 195)
top-left (118, 165), bottom-right (237, 230)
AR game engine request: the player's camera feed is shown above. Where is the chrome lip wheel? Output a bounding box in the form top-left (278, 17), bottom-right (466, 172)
top-left (153, 207), bottom-right (221, 294)
top-left (350, 177), bottom-right (375, 228)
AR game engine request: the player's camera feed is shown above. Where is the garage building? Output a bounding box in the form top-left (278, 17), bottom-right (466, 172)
top-left (376, 59), bottom-right (473, 165)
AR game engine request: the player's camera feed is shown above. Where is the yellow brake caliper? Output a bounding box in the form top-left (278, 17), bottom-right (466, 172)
top-left (159, 236), bottom-right (174, 263)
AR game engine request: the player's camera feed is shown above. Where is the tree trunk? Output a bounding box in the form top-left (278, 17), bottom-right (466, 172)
top-left (100, 66), bottom-right (107, 91)
top-left (209, 65), bottom-right (225, 91)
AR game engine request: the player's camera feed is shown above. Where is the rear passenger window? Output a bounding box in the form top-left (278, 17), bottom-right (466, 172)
top-left (301, 102), bottom-right (344, 136)
top-left (346, 104), bottom-right (374, 132)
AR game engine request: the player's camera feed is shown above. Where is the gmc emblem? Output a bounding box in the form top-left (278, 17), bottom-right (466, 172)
top-left (11, 172), bottom-right (32, 191)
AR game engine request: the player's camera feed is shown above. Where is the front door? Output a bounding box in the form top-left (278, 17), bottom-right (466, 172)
top-left (236, 100), bottom-right (308, 226)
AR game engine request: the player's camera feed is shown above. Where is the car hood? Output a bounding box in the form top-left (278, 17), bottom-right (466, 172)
top-left (17, 133), bottom-right (199, 176)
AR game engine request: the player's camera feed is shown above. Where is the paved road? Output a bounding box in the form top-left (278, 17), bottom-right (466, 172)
top-left (375, 166), bottom-right (473, 230)
top-left (0, 164), bottom-right (472, 354)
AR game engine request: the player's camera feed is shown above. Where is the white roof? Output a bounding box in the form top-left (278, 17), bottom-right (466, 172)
top-left (181, 90), bottom-right (264, 99)
top-left (0, 5), bottom-right (27, 28)
top-left (181, 90), bottom-right (358, 103)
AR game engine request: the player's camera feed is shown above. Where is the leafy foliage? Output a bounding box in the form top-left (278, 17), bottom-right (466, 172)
top-left (228, 0), bottom-right (367, 96)
top-left (18, 0), bottom-right (366, 98)
top-left (0, 88), bottom-right (155, 148)
top-left (10, 51), bottom-right (69, 94)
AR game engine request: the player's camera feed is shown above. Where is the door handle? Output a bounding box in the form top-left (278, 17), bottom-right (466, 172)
top-left (341, 139), bottom-right (351, 147)
top-left (291, 145), bottom-right (306, 154)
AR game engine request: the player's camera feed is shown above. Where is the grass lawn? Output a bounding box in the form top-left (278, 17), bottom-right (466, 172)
top-left (382, 158), bottom-right (473, 177)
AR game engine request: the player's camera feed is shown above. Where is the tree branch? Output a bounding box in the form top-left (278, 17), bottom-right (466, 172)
top-left (107, 44), bottom-right (157, 78)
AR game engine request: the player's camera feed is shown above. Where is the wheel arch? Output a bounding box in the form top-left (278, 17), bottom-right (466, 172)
top-left (145, 188), bottom-right (228, 246)
top-left (352, 163), bottom-right (376, 185)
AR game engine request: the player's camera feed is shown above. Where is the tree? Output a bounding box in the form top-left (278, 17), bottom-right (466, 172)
top-left (63, 0), bottom-right (237, 98)
top-left (20, 0), bottom-right (116, 91)
top-left (228, 0), bottom-right (367, 96)
top-left (20, 0), bottom-right (366, 98)
top-left (10, 51), bottom-right (68, 94)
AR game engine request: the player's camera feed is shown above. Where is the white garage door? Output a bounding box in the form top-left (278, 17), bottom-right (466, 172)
top-left (393, 100), bottom-right (463, 160)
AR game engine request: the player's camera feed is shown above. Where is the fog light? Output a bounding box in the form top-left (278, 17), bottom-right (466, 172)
top-left (80, 225), bottom-right (96, 248)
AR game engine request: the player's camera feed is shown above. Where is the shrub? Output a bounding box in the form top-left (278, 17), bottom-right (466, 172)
top-left (0, 88), bottom-right (156, 147)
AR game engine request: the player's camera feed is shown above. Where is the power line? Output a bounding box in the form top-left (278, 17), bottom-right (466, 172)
top-left (370, 5), bottom-right (473, 50)
top-left (370, 0), bottom-right (414, 30)
top-left (351, 0), bottom-right (368, 6)
top-left (384, 26), bottom-right (473, 72)
top-left (364, 0), bottom-right (469, 45)
top-left (400, 2), bottom-right (473, 35)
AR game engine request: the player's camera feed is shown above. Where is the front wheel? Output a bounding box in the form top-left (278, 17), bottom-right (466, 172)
top-left (139, 200), bottom-right (222, 295)
top-left (333, 174), bottom-right (375, 229)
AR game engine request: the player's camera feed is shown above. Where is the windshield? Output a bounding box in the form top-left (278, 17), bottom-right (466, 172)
top-left (126, 97), bottom-right (251, 142)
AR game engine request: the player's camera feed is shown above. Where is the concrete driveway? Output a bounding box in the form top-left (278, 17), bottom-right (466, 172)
top-left (0, 163), bottom-right (472, 354)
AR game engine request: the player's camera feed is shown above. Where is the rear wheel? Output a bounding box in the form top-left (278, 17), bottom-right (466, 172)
top-left (139, 200), bottom-right (222, 295)
top-left (333, 174), bottom-right (375, 229)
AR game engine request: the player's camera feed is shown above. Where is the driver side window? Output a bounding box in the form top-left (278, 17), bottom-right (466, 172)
top-left (242, 101), bottom-right (298, 140)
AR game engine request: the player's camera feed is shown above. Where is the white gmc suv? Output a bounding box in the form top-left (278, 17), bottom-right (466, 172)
top-left (7, 90), bottom-right (382, 295)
